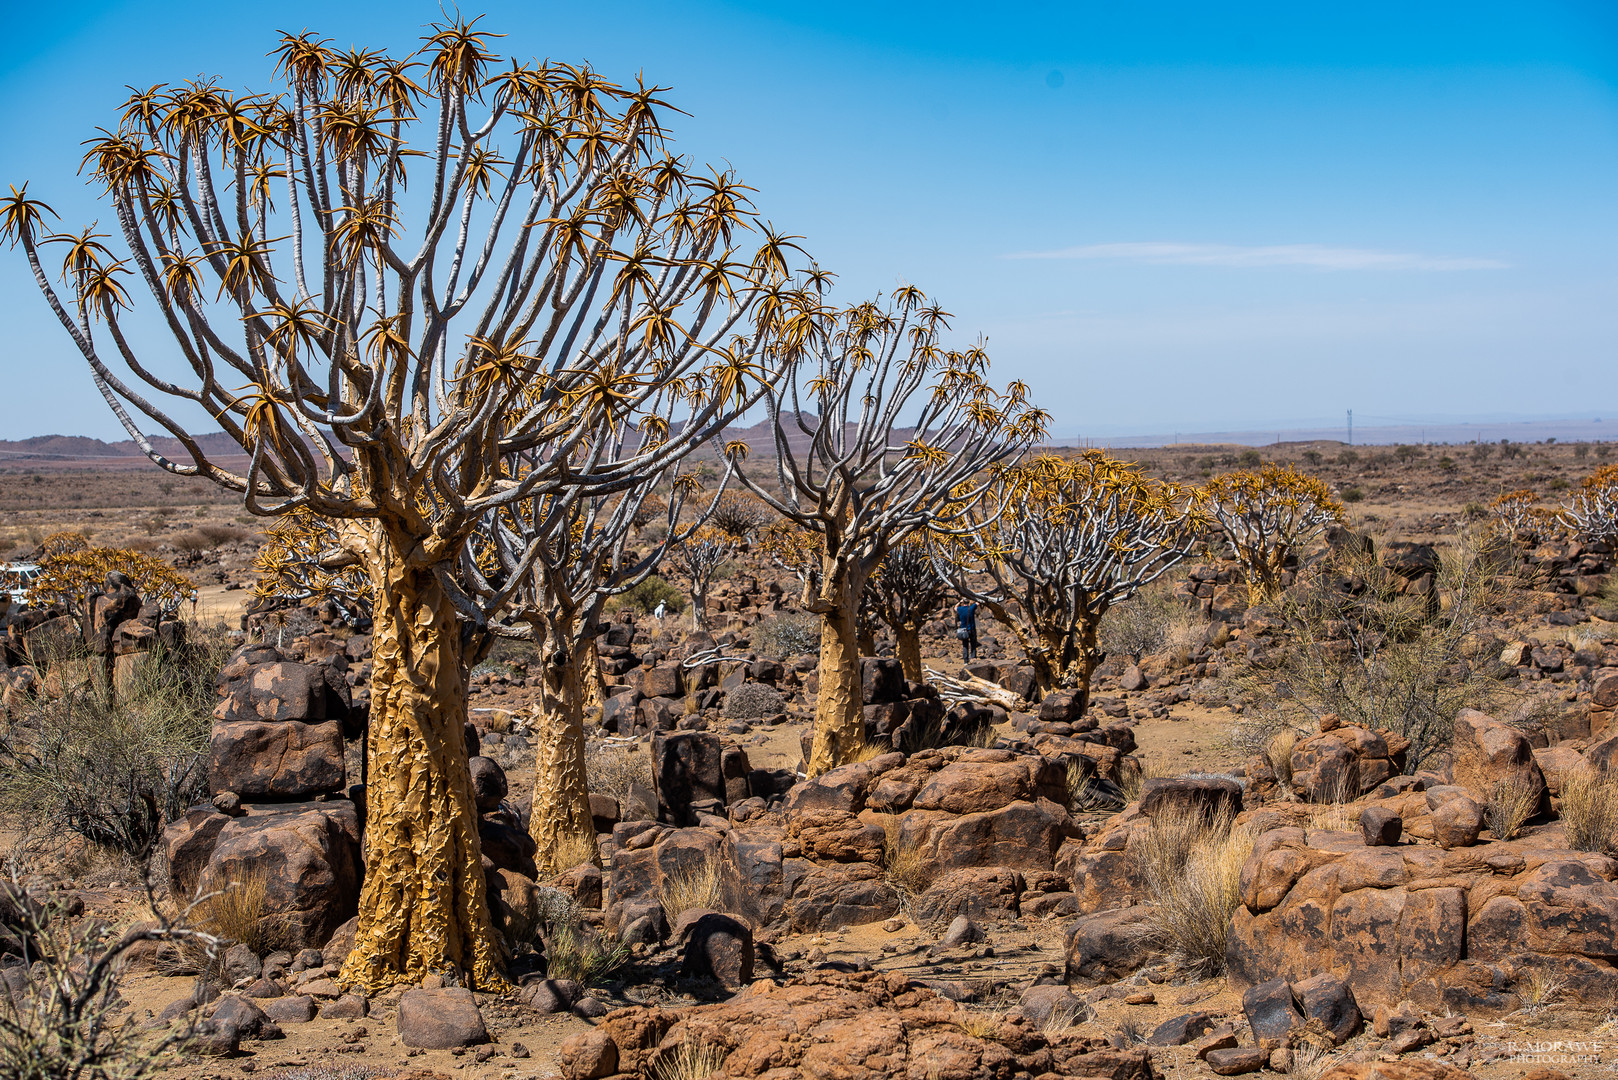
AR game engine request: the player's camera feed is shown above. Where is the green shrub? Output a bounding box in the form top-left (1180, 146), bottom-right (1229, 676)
top-left (611, 576), bottom-right (686, 617)
top-left (1341, 487), bottom-right (1364, 503)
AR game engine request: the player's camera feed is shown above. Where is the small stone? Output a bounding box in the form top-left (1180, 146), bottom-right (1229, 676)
top-left (1193, 1027), bottom-right (1241, 1060)
top-left (1205, 1047), bottom-right (1267, 1075)
top-left (397, 987), bottom-right (488, 1049)
top-left (1124, 991), bottom-right (1156, 1005)
top-left (1242, 977), bottom-right (1303, 1049)
top-left (319, 994), bottom-right (368, 1019)
top-left (572, 995), bottom-right (608, 1019)
top-left (1359, 806), bottom-right (1403, 846)
top-left (1430, 1015), bottom-right (1471, 1038)
top-left (260, 995), bottom-right (316, 1025)
top-left (882, 918), bottom-right (904, 933)
top-left (1148, 1010), bottom-right (1217, 1047)
top-left (557, 1028), bottom-right (619, 1080)
top-left (212, 791), bottom-right (244, 817)
top-left (1388, 1028), bottom-right (1435, 1054)
top-left (940, 915), bottom-right (984, 948)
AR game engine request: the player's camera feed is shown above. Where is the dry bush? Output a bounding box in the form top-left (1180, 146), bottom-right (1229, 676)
top-left (659, 855), bottom-right (722, 918)
top-left (0, 877), bottom-right (216, 1080)
top-left (750, 613), bottom-right (820, 659)
top-left (545, 920), bottom-right (630, 985)
top-left (1518, 968), bottom-right (1566, 1012)
top-left (650, 1035), bottom-right (728, 1080)
top-left (1043, 1007), bottom-right (1088, 1038)
top-left (529, 888), bottom-right (628, 985)
top-left (588, 742), bottom-right (653, 801)
top-left (881, 814), bottom-right (933, 897)
top-left (1236, 530), bottom-right (1510, 771)
top-left (1483, 774), bottom-right (1540, 841)
top-left (196, 523), bottom-right (248, 547)
top-left (1133, 805), bottom-right (1255, 978)
top-left (1562, 763), bottom-right (1618, 854)
top-left (1100, 576), bottom-right (1203, 661)
top-left (0, 623), bottom-right (230, 857)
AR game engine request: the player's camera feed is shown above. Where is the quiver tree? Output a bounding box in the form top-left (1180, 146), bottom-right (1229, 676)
top-left (7, 21), bottom-right (804, 989)
top-left (31, 547), bottom-right (194, 625)
top-left (252, 508), bottom-right (374, 623)
top-left (708, 490), bottom-right (774, 541)
top-left (464, 467), bottom-right (726, 876)
top-left (673, 526), bottom-right (738, 631)
top-left (1486, 489), bottom-right (1552, 547)
top-left (735, 289), bottom-right (1048, 776)
top-left (937, 451), bottom-right (1199, 700)
top-left (1562, 466), bottom-right (1618, 548)
top-left (868, 537), bottom-right (947, 682)
top-left (1199, 464), bottom-right (1344, 605)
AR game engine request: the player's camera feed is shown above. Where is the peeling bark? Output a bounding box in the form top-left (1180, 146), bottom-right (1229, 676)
top-left (527, 618), bottom-right (599, 875)
top-left (339, 533), bottom-right (506, 992)
top-left (808, 569), bottom-right (865, 777)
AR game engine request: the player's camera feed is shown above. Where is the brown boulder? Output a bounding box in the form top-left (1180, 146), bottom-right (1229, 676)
top-left (1451, 709), bottom-right (1549, 816)
top-left (208, 720), bottom-right (345, 799)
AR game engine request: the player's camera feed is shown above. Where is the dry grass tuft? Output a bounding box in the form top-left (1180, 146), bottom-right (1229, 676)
top-left (650, 1035), bottom-right (728, 1080)
top-left (1133, 804), bottom-right (1255, 978)
top-left (1116, 757), bottom-right (1168, 806)
top-left (1265, 728), bottom-right (1298, 790)
top-left (955, 1008), bottom-right (1007, 1040)
top-left (191, 869), bottom-right (290, 955)
top-left (1307, 771), bottom-right (1356, 833)
top-left (851, 740), bottom-right (891, 763)
top-left (659, 855), bottom-right (723, 918)
top-left (881, 813), bottom-right (933, 897)
top-left (1483, 773), bottom-right (1540, 841)
top-left (1287, 1042), bottom-right (1340, 1080)
top-left (1519, 968), bottom-right (1566, 1012)
top-left (547, 830), bottom-right (602, 876)
top-left (1562, 763), bottom-right (1618, 854)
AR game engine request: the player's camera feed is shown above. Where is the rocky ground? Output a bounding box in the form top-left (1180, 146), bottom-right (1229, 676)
top-left (4, 439), bottom-right (1618, 1080)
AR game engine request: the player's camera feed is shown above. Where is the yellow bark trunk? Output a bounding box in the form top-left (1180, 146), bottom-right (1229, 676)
top-left (896, 623), bottom-right (923, 684)
top-left (807, 579), bottom-right (863, 778)
top-left (527, 621), bottom-right (600, 875)
top-left (339, 537), bottom-right (506, 992)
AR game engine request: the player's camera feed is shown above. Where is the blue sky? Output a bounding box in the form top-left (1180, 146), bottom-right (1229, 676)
top-left (1, 0), bottom-right (1615, 440)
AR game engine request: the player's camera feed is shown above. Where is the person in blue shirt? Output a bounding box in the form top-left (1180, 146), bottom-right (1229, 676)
top-left (954, 598), bottom-right (979, 662)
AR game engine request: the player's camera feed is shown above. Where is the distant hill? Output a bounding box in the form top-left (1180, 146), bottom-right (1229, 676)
top-left (0, 432), bottom-right (249, 470)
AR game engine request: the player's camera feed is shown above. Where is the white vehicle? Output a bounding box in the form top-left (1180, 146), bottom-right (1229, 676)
top-left (0, 562), bottom-right (43, 607)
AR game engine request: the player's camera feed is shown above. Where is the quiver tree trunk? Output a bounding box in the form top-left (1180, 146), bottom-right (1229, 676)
top-left (895, 620), bottom-right (924, 683)
top-left (808, 566), bottom-right (866, 777)
top-left (339, 534), bottom-right (506, 992)
top-left (528, 619), bottom-right (599, 875)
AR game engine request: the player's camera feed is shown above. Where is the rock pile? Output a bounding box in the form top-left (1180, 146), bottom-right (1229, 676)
top-left (162, 643), bottom-right (362, 950)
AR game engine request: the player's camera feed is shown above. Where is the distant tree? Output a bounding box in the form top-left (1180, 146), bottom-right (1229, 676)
top-left (31, 547), bottom-right (193, 624)
top-left (1562, 466), bottom-right (1618, 549)
top-left (736, 289), bottom-right (1047, 775)
top-left (938, 451), bottom-right (1199, 698)
top-left (672, 526), bottom-right (738, 632)
top-left (1199, 465), bottom-right (1344, 605)
top-left (867, 537), bottom-right (947, 682)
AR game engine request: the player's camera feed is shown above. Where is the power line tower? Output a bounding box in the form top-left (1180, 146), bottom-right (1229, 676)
top-left (1347, 409), bottom-right (1353, 446)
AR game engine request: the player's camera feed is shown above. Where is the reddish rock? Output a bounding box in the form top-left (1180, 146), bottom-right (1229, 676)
top-left (208, 720), bottom-right (345, 799)
top-left (1451, 709), bottom-right (1549, 817)
top-left (397, 987), bottom-right (487, 1048)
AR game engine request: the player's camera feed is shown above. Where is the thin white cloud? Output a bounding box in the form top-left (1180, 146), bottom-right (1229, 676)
top-left (1004, 241), bottom-right (1508, 271)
